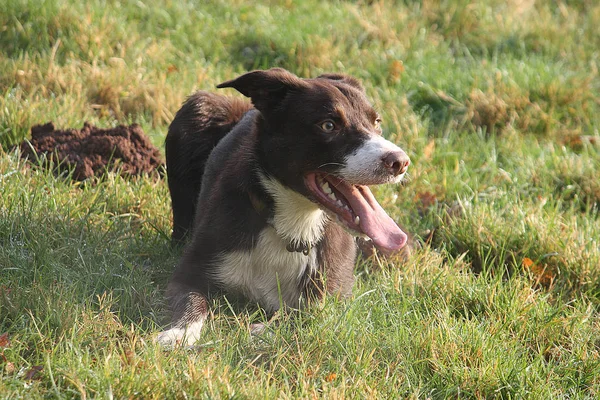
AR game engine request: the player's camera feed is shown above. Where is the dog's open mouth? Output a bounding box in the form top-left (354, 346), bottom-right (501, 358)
top-left (304, 172), bottom-right (407, 254)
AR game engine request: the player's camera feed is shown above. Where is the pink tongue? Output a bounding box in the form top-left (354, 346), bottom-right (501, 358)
top-left (332, 180), bottom-right (407, 253)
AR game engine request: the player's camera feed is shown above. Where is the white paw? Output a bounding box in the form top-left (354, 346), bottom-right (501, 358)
top-left (155, 321), bottom-right (204, 348)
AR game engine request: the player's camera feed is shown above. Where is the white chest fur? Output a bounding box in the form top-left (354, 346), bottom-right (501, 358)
top-left (215, 227), bottom-right (318, 311)
top-left (259, 174), bottom-right (327, 247)
top-left (214, 175), bottom-right (328, 311)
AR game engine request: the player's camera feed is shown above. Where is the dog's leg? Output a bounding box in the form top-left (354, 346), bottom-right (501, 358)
top-left (156, 282), bottom-right (209, 347)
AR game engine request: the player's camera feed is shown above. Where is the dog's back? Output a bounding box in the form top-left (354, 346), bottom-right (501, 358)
top-left (165, 92), bottom-right (252, 243)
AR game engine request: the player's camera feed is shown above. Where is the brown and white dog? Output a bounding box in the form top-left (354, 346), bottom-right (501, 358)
top-left (158, 68), bottom-right (410, 346)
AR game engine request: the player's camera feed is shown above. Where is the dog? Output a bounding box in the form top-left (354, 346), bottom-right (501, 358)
top-left (158, 68), bottom-right (410, 346)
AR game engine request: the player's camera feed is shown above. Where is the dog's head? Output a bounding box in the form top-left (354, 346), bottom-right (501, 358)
top-left (217, 68), bottom-right (410, 253)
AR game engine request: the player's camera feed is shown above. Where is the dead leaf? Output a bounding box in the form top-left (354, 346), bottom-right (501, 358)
top-left (25, 365), bottom-right (43, 380)
top-left (522, 257), bottom-right (534, 268)
top-left (0, 333), bottom-right (9, 348)
top-left (388, 60), bottom-right (404, 83)
top-left (324, 372), bottom-right (337, 382)
top-left (423, 140), bottom-right (436, 160)
top-left (522, 257), bottom-right (555, 287)
top-left (415, 191), bottom-right (438, 210)
top-left (123, 349), bottom-right (136, 366)
top-left (5, 362), bottom-right (15, 374)
top-left (563, 134), bottom-right (599, 150)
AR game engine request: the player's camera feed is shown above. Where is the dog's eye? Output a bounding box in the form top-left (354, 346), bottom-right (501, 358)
top-left (375, 118), bottom-right (382, 128)
top-left (320, 120), bottom-right (336, 132)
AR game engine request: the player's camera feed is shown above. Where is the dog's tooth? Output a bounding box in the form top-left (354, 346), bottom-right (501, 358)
top-left (336, 199), bottom-right (344, 207)
top-left (328, 192), bottom-right (337, 201)
top-left (321, 181), bottom-right (332, 194)
top-left (354, 216), bottom-right (360, 225)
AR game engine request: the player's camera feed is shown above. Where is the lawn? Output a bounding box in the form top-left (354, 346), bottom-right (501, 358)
top-left (1, 0), bottom-right (600, 398)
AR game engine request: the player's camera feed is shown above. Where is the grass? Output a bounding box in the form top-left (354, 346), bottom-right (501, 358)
top-left (1, 0), bottom-right (600, 398)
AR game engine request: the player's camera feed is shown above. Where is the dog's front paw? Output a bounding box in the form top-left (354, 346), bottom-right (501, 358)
top-left (155, 321), bottom-right (204, 348)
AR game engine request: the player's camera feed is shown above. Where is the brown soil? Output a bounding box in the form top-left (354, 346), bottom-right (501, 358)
top-left (20, 122), bottom-right (164, 181)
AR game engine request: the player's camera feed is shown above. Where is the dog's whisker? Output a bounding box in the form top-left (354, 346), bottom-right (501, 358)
top-left (316, 162), bottom-right (344, 169)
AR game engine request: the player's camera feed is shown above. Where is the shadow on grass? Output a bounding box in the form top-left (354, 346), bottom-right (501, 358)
top-left (0, 157), bottom-right (178, 343)
top-left (415, 197), bottom-right (600, 307)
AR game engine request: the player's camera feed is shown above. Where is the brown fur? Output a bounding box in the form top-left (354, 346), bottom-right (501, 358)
top-left (165, 93), bottom-right (253, 243)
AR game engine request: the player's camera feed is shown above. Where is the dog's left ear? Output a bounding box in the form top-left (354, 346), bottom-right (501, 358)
top-left (217, 68), bottom-right (306, 114)
top-left (317, 74), bottom-right (365, 92)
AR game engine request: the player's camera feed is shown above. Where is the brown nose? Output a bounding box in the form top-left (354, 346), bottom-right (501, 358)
top-left (382, 151), bottom-right (410, 176)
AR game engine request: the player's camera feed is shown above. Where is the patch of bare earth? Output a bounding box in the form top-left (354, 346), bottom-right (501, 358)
top-left (20, 122), bottom-right (164, 181)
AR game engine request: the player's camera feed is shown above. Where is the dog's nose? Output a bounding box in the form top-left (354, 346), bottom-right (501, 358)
top-left (382, 151), bottom-right (410, 176)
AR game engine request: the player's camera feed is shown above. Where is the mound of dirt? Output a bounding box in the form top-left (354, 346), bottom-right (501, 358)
top-left (20, 122), bottom-right (164, 181)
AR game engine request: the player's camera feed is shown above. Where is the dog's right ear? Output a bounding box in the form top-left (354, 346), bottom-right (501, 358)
top-left (217, 68), bottom-right (306, 114)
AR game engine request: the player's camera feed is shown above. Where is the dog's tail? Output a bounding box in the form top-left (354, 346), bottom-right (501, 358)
top-left (166, 92), bottom-right (252, 244)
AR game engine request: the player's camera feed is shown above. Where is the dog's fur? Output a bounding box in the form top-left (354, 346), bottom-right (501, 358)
top-left (159, 68), bottom-right (410, 346)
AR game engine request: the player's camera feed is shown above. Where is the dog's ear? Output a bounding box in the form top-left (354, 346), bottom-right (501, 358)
top-left (317, 73), bottom-right (365, 92)
top-left (217, 68), bottom-right (305, 113)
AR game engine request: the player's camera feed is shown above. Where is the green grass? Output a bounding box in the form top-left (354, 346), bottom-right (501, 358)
top-left (1, 0), bottom-right (600, 398)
